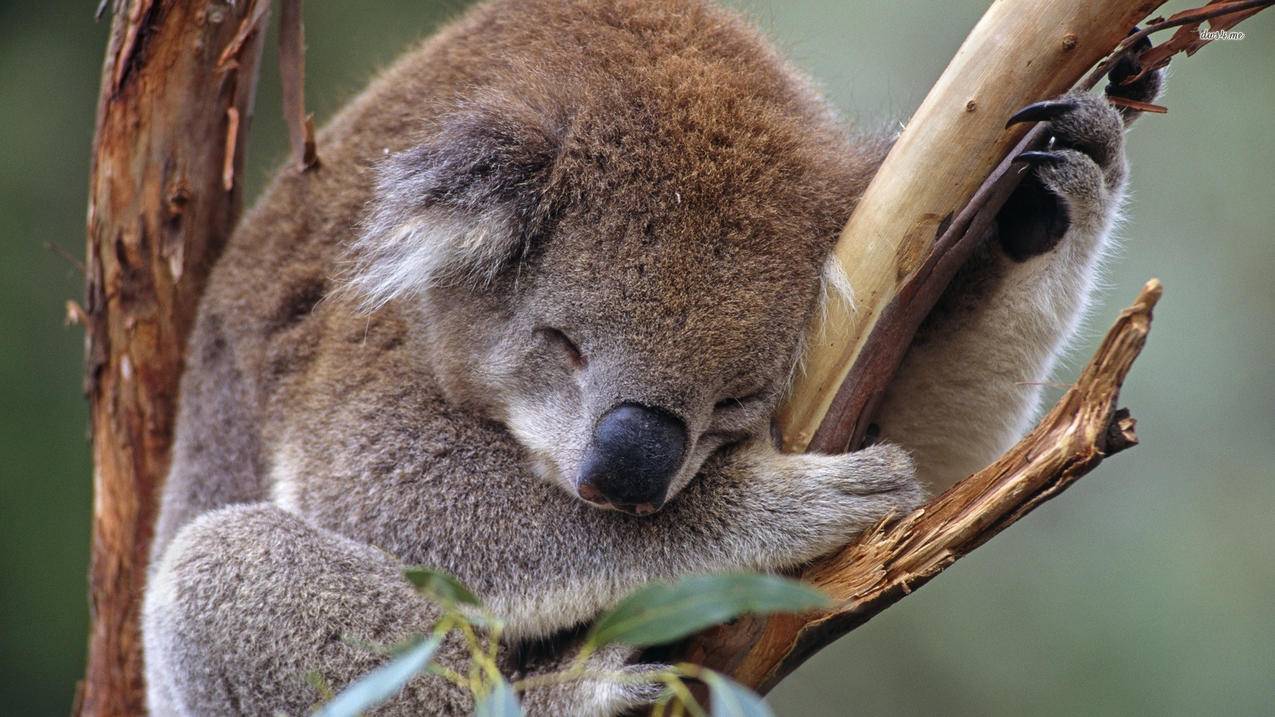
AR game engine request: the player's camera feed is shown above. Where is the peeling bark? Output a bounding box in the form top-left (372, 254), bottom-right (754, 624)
top-left (79, 2), bottom-right (267, 714)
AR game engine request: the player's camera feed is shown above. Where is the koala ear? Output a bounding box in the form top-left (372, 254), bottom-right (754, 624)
top-left (344, 93), bottom-right (563, 309)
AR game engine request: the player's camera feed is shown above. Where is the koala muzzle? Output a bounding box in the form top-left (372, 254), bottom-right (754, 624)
top-left (577, 403), bottom-right (686, 515)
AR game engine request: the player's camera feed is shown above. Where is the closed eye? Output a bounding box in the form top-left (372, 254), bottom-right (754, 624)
top-left (539, 327), bottom-right (586, 369)
top-left (713, 391), bottom-right (765, 412)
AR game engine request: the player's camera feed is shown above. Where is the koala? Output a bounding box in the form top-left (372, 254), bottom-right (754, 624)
top-left (141, 0), bottom-right (1163, 714)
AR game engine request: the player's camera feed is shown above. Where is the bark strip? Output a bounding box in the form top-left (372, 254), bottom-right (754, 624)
top-left (280, 0), bottom-right (319, 171)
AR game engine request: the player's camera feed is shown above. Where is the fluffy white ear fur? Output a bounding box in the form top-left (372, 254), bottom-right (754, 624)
top-left (342, 93), bottom-right (562, 311)
top-left (344, 202), bottom-right (521, 312)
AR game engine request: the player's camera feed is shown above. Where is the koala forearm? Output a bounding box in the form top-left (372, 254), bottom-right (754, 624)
top-left (877, 184), bottom-right (1123, 492)
top-left (874, 82), bottom-right (1156, 493)
top-left (474, 442), bottom-right (919, 639)
top-left (477, 467), bottom-right (825, 638)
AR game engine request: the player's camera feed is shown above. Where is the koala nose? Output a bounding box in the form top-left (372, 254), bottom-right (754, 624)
top-left (578, 403), bottom-right (686, 514)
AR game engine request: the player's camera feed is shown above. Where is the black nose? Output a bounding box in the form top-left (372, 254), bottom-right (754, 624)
top-left (578, 403), bottom-right (686, 513)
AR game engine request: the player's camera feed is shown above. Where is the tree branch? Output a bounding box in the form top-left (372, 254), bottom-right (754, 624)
top-left (79, 1), bottom-right (268, 714)
top-left (681, 280), bottom-right (1161, 691)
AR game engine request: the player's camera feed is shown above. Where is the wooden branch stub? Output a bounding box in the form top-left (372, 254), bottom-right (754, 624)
top-left (80, 2), bottom-right (268, 714)
top-left (682, 280), bottom-right (1162, 693)
top-left (280, 0), bottom-right (320, 171)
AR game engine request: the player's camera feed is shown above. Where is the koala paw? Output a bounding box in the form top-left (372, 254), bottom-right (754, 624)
top-left (519, 642), bottom-right (668, 717)
top-left (997, 95), bottom-right (1123, 261)
top-left (775, 443), bottom-right (925, 558)
top-left (996, 57), bottom-right (1165, 262)
top-left (1105, 29), bottom-right (1165, 112)
top-left (580, 661), bottom-right (670, 716)
top-left (831, 441), bottom-right (926, 513)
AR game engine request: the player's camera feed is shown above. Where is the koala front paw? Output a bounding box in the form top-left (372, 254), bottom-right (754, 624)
top-left (769, 443), bottom-right (925, 559)
top-left (996, 60), bottom-right (1164, 261)
top-left (519, 642), bottom-right (668, 717)
top-left (997, 95), bottom-right (1125, 261)
top-left (821, 442), bottom-right (926, 516)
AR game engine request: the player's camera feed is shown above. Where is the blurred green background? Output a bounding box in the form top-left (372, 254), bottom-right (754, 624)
top-left (1, 1), bottom-right (1271, 714)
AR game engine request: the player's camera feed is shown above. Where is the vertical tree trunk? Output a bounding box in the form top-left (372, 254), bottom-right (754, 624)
top-left (80, 2), bottom-right (267, 713)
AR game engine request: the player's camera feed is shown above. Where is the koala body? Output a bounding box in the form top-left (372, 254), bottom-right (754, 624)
top-left (143, 0), bottom-right (1160, 714)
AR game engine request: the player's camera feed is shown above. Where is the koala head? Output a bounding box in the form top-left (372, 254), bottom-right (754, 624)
top-left (346, 81), bottom-right (863, 515)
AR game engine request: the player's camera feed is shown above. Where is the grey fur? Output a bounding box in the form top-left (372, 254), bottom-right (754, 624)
top-left (142, 0), bottom-right (1160, 714)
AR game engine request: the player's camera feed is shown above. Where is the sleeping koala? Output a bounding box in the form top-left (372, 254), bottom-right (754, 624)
top-left (142, 0), bottom-right (1162, 714)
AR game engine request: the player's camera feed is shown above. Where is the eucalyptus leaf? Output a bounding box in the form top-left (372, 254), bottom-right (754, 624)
top-left (314, 634), bottom-right (442, 717)
top-left (701, 670), bottom-right (774, 717)
top-left (404, 566), bottom-right (482, 607)
top-left (473, 676), bottom-right (522, 717)
top-left (585, 573), bottom-right (829, 650)
top-left (304, 670), bottom-right (335, 701)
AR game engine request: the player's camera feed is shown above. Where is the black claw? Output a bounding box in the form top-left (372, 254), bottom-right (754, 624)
top-left (1005, 99), bottom-right (1077, 128)
top-left (1013, 150), bottom-right (1066, 167)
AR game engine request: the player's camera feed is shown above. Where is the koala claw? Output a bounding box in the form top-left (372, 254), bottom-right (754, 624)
top-left (1005, 99), bottom-right (1078, 128)
top-left (1013, 150), bottom-right (1067, 167)
top-left (995, 90), bottom-right (1131, 261)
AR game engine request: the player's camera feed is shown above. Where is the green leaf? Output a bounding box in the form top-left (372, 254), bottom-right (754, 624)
top-left (701, 670), bottom-right (774, 717)
top-left (305, 670), bottom-right (335, 701)
top-left (473, 676), bottom-right (522, 717)
top-left (585, 573), bottom-right (829, 650)
top-left (404, 566), bottom-right (482, 607)
top-left (314, 634), bottom-right (442, 717)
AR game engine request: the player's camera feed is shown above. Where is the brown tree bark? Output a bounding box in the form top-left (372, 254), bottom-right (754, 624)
top-left (79, 2), bottom-right (268, 714)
